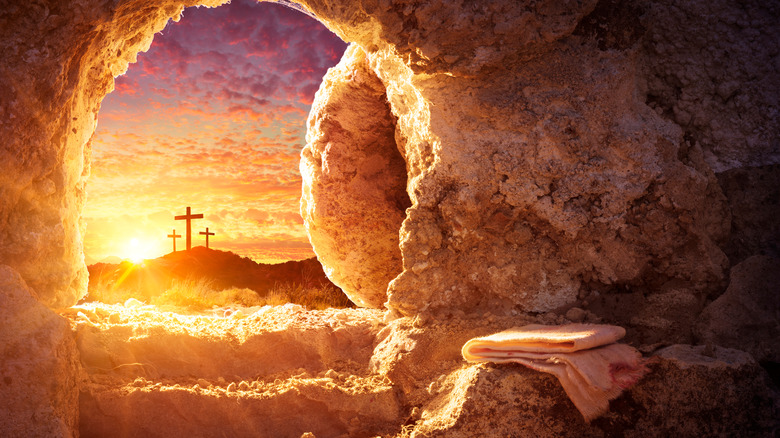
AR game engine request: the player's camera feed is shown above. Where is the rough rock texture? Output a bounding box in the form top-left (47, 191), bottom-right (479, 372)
top-left (641, 0), bottom-right (780, 172)
top-left (304, 0), bottom-right (732, 315)
top-left (0, 0), bottom-right (771, 319)
top-left (585, 286), bottom-right (705, 346)
top-left (301, 44), bottom-right (409, 308)
top-left (65, 304), bottom-right (399, 438)
top-left (80, 374), bottom-right (399, 438)
top-left (696, 255), bottom-right (780, 364)
top-left (0, 265), bottom-right (80, 437)
top-left (66, 303), bottom-right (780, 437)
top-left (631, 345), bottom-right (779, 436)
top-left (370, 317), bottom-right (779, 437)
top-left (370, 314), bottom-right (539, 407)
top-left (65, 303), bottom-right (382, 379)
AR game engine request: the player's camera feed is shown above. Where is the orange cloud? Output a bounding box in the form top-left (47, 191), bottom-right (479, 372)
top-left (84, 0), bottom-right (346, 265)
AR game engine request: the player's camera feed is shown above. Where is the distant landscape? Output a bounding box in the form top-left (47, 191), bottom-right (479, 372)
top-left (85, 246), bottom-right (352, 310)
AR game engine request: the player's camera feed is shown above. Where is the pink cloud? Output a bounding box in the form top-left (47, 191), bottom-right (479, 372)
top-left (86, 0), bottom-right (346, 264)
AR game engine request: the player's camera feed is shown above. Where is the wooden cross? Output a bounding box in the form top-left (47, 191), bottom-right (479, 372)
top-left (167, 229), bottom-right (181, 252)
top-left (174, 206), bottom-right (204, 250)
top-left (199, 227), bottom-right (215, 249)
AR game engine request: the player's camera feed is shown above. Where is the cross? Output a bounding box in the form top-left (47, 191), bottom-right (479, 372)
top-left (167, 229), bottom-right (181, 252)
top-left (199, 227), bottom-right (215, 248)
top-left (174, 206), bottom-right (204, 250)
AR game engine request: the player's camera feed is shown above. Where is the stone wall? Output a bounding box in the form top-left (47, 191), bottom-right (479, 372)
top-left (0, 266), bottom-right (79, 436)
top-left (301, 44), bottom-right (409, 308)
top-left (298, 0), bottom-right (776, 326)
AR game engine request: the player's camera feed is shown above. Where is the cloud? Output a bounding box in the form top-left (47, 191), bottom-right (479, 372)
top-left (86, 0), bottom-right (346, 264)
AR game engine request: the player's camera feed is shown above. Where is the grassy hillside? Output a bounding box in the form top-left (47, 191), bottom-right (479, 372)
top-left (85, 247), bottom-right (353, 310)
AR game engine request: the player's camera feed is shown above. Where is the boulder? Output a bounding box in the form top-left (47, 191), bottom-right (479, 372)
top-left (0, 265), bottom-right (80, 437)
top-left (384, 3), bottom-right (730, 316)
top-left (301, 44), bottom-right (409, 308)
top-left (300, 0), bottom-right (732, 317)
top-left (0, 0), bottom-right (765, 325)
top-left (1, 0), bottom-right (779, 434)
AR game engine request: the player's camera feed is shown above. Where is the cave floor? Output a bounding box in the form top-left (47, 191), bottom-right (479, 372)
top-left (59, 302), bottom-right (401, 437)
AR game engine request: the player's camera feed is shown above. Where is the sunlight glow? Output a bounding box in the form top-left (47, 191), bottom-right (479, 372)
top-left (124, 238), bottom-right (158, 264)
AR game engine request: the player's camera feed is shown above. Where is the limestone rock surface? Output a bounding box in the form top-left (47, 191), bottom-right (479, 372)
top-left (585, 287), bottom-right (704, 346)
top-left (66, 303), bottom-right (382, 380)
top-left (66, 304), bottom-right (399, 438)
top-left (297, 0), bottom-right (734, 318)
top-left (368, 316), bottom-right (778, 437)
top-left (395, 4), bottom-right (727, 316)
top-left (406, 343), bottom-right (778, 437)
top-left (696, 255), bottom-right (780, 364)
top-left (641, 0), bottom-right (780, 172)
top-left (630, 344), bottom-right (779, 436)
top-left (0, 265), bottom-right (79, 437)
top-left (80, 375), bottom-right (399, 438)
top-left (301, 44), bottom-right (409, 308)
top-left (0, 0), bottom-right (769, 324)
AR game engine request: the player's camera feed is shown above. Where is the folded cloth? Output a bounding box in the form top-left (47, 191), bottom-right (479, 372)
top-left (462, 324), bottom-right (648, 422)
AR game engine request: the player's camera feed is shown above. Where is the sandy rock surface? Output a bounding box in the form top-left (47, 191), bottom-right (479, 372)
top-left (0, 0), bottom-right (773, 321)
top-left (66, 304), bottom-right (779, 437)
top-left (65, 302), bottom-right (383, 379)
top-left (80, 373), bottom-right (399, 438)
top-left (64, 303), bottom-right (400, 437)
top-left (299, 0), bottom-right (733, 317)
top-left (641, 0), bottom-right (780, 172)
top-left (372, 316), bottom-right (779, 437)
top-left (631, 345), bottom-right (779, 436)
top-left (406, 343), bottom-right (779, 437)
top-left (0, 266), bottom-right (79, 436)
top-left (301, 44), bottom-right (409, 308)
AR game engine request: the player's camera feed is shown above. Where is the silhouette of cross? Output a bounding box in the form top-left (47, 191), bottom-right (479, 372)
top-left (167, 229), bottom-right (181, 252)
top-left (199, 227), bottom-right (215, 249)
top-left (174, 206), bottom-right (204, 250)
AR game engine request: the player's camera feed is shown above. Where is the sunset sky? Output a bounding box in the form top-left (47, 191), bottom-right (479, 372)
top-left (83, 0), bottom-right (347, 264)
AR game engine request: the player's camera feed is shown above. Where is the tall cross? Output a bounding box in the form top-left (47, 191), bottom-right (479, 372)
top-left (167, 229), bottom-right (181, 252)
top-left (174, 206), bottom-right (204, 250)
top-left (199, 227), bottom-right (215, 249)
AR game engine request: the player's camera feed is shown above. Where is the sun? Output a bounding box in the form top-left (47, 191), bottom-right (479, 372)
top-left (124, 237), bottom-right (155, 264)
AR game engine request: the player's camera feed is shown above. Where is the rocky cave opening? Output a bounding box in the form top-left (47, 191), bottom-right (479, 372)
top-left (1, 0), bottom-right (778, 437)
top-left (77, 0), bottom-right (412, 310)
top-left (70, 3), bottom-right (416, 434)
top-left (1, 1), bottom-right (415, 436)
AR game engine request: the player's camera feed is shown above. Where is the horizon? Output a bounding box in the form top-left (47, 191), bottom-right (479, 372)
top-left (85, 244), bottom-right (318, 266)
top-left (82, 0), bottom-right (347, 265)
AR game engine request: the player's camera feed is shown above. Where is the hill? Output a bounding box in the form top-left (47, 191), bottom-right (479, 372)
top-left (85, 246), bottom-right (352, 309)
